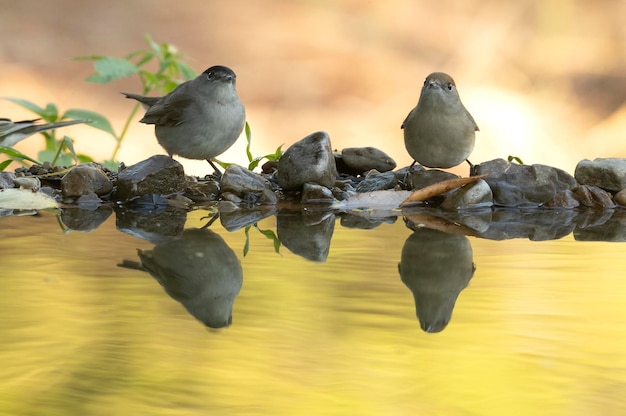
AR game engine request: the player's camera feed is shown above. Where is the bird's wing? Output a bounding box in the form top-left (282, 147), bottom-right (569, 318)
top-left (466, 109), bottom-right (479, 132)
top-left (401, 109), bottom-right (415, 129)
top-left (139, 87), bottom-right (193, 127)
top-left (122, 93), bottom-right (161, 110)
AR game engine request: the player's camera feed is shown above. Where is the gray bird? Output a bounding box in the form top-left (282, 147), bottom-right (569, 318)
top-left (0, 118), bottom-right (90, 148)
top-left (401, 72), bottom-right (479, 169)
top-left (123, 65), bottom-right (246, 173)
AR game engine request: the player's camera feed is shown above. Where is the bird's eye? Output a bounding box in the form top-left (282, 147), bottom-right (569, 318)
top-left (447, 83), bottom-right (454, 91)
top-left (206, 72), bottom-right (215, 80)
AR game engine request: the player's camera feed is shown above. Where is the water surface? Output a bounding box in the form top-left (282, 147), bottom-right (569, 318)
top-left (1, 209), bottom-right (625, 415)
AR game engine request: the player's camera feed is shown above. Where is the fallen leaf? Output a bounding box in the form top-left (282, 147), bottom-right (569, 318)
top-left (0, 188), bottom-right (58, 210)
top-left (400, 175), bottom-right (487, 207)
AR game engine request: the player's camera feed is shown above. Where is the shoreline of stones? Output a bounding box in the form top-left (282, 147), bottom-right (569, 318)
top-left (2, 131), bottom-right (626, 212)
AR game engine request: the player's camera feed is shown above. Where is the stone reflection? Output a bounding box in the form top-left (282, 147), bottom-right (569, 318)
top-left (135, 228), bottom-right (243, 328)
top-left (277, 210), bottom-right (335, 262)
top-left (398, 226), bottom-right (475, 333)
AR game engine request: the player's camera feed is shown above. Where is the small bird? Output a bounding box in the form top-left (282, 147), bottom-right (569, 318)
top-left (123, 65), bottom-right (246, 174)
top-left (401, 72), bottom-right (479, 169)
top-left (0, 118), bottom-right (90, 148)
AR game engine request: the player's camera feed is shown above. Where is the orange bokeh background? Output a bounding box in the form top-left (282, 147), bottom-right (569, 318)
top-left (1, 0), bottom-right (625, 176)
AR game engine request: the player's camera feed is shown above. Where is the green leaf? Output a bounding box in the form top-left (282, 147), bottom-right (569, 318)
top-left (42, 103), bottom-right (59, 121)
top-left (87, 57), bottom-right (140, 84)
top-left (76, 154), bottom-right (95, 164)
top-left (38, 150), bottom-right (72, 167)
top-left (63, 108), bottom-right (117, 137)
top-left (61, 136), bottom-right (78, 164)
top-left (507, 155), bottom-right (525, 165)
top-left (102, 159), bottom-right (120, 172)
top-left (0, 146), bottom-right (41, 164)
top-left (2, 97), bottom-right (45, 117)
top-left (176, 62), bottom-right (197, 80)
top-left (245, 121), bottom-right (253, 163)
top-left (0, 159), bottom-right (12, 171)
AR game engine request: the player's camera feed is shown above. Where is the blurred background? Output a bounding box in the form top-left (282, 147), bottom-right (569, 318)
top-left (1, 0), bottom-right (625, 176)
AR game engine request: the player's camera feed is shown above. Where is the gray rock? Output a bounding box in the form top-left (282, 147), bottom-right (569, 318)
top-left (409, 169), bottom-right (459, 190)
top-left (301, 182), bottom-right (334, 204)
top-left (575, 158), bottom-right (626, 191)
top-left (221, 165), bottom-right (277, 205)
top-left (441, 179), bottom-right (493, 210)
top-left (341, 147), bottom-right (396, 174)
top-left (61, 163), bottom-right (113, 197)
top-left (473, 158), bottom-right (577, 207)
top-left (573, 185), bottom-right (616, 209)
top-left (277, 131), bottom-right (337, 191)
top-left (543, 190), bottom-right (581, 209)
top-left (615, 189), bottom-right (626, 206)
top-left (355, 171), bottom-right (398, 192)
top-left (114, 155), bottom-right (186, 202)
top-left (0, 172), bottom-right (16, 189)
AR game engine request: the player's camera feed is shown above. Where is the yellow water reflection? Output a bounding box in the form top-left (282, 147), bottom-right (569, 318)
top-left (1, 211), bottom-right (625, 415)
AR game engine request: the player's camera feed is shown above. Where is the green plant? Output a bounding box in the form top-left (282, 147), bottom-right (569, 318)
top-left (0, 98), bottom-right (108, 168)
top-left (507, 155), bottom-right (525, 164)
top-left (215, 122), bottom-right (283, 172)
top-left (78, 34), bottom-right (197, 167)
top-left (2, 35), bottom-right (196, 172)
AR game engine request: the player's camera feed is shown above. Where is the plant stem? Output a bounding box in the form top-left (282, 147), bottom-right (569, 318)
top-left (111, 102), bottom-right (141, 161)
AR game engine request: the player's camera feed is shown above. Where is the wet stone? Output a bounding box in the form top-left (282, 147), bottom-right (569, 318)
top-left (221, 165), bottom-right (277, 205)
top-left (0, 172), bottom-right (16, 189)
top-left (301, 182), bottom-right (334, 205)
top-left (409, 169), bottom-right (458, 190)
top-left (543, 189), bottom-right (581, 209)
top-left (575, 158), bottom-right (626, 192)
top-left (341, 147), bottom-right (397, 174)
top-left (573, 185), bottom-right (616, 209)
top-left (355, 171), bottom-right (398, 193)
top-left (614, 189), bottom-right (626, 206)
top-left (114, 155), bottom-right (185, 202)
top-left (61, 163), bottom-right (113, 197)
top-left (277, 131), bottom-right (338, 191)
top-left (440, 179), bottom-right (493, 211)
top-left (473, 158), bottom-right (578, 207)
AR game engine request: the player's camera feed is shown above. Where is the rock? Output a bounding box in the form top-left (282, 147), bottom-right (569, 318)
top-left (114, 155), bottom-right (185, 202)
top-left (0, 172), bottom-right (17, 189)
top-left (575, 158), bottom-right (626, 191)
top-left (440, 179), bottom-right (493, 210)
top-left (277, 131), bottom-right (337, 191)
top-left (543, 190), bottom-right (581, 209)
top-left (61, 163), bottom-right (113, 197)
top-left (301, 182), bottom-right (334, 204)
top-left (473, 158), bottom-right (577, 207)
top-left (573, 185), bottom-right (616, 209)
top-left (355, 171), bottom-right (397, 192)
top-left (341, 147), bottom-right (396, 174)
top-left (409, 169), bottom-right (458, 190)
top-left (479, 209), bottom-right (578, 241)
top-left (615, 189), bottom-right (626, 206)
top-left (221, 165), bottom-right (277, 205)
top-left (115, 205), bottom-right (186, 245)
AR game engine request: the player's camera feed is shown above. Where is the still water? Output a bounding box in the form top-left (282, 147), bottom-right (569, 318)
top-left (1, 207), bottom-right (625, 415)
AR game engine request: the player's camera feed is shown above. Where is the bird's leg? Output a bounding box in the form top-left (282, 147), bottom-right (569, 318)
top-left (206, 159), bottom-right (223, 179)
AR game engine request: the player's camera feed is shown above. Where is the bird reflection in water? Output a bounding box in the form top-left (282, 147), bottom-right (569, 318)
top-left (132, 228), bottom-right (243, 328)
top-left (398, 225), bottom-right (475, 333)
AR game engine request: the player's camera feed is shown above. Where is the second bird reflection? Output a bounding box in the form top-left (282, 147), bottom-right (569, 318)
top-left (398, 227), bottom-right (475, 333)
top-left (137, 228), bottom-right (243, 328)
